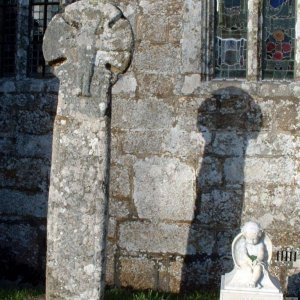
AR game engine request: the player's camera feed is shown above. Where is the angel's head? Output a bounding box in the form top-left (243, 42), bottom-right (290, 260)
top-left (241, 221), bottom-right (263, 245)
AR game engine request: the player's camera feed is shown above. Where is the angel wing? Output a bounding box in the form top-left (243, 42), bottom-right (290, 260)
top-left (231, 232), bottom-right (273, 268)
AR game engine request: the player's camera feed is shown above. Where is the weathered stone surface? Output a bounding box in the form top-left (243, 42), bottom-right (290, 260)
top-left (17, 111), bottom-right (54, 135)
top-left (110, 164), bottom-right (131, 198)
top-left (119, 256), bottom-right (156, 290)
top-left (112, 97), bottom-right (174, 130)
top-left (112, 73), bottom-right (137, 96)
top-left (43, 1), bottom-right (133, 299)
top-left (244, 157), bottom-right (295, 184)
top-left (134, 42), bottom-right (180, 74)
top-left (105, 241), bottom-right (116, 286)
top-left (16, 134), bottom-right (52, 159)
top-left (0, 189), bottom-right (47, 218)
top-left (181, 0), bottom-right (202, 73)
top-left (119, 221), bottom-right (190, 254)
top-left (133, 157), bottom-right (195, 221)
top-left (109, 198), bottom-right (131, 219)
top-left (119, 221), bottom-right (215, 255)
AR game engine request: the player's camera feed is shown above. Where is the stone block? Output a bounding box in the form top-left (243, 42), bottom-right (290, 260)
top-left (224, 157), bottom-right (244, 186)
top-left (274, 100), bottom-right (299, 131)
top-left (174, 96), bottom-right (203, 131)
top-left (0, 137), bottom-right (14, 155)
top-left (112, 73), bottom-right (137, 96)
top-left (105, 241), bottom-right (116, 286)
top-left (29, 80), bottom-right (45, 93)
top-left (15, 158), bottom-right (50, 193)
top-left (197, 189), bottom-right (243, 227)
top-left (0, 157), bottom-right (17, 188)
top-left (158, 261), bottom-right (170, 292)
top-left (139, 0), bottom-right (183, 16)
top-left (45, 78), bottom-right (59, 93)
top-left (211, 132), bottom-right (245, 157)
top-left (0, 102), bottom-right (17, 136)
top-left (137, 73), bottom-right (175, 98)
top-left (242, 185), bottom-right (300, 230)
top-left (133, 157), bottom-right (195, 221)
top-left (110, 164), bottom-right (131, 198)
top-left (15, 94), bottom-right (39, 110)
top-left (134, 42), bottom-right (180, 74)
top-left (247, 132), bottom-right (295, 157)
top-left (198, 156), bottom-right (223, 188)
top-left (136, 15), bottom-right (168, 43)
top-left (181, 0), bottom-right (202, 73)
top-left (181, 257), bottom-right (216, 290)
top-left (108, 218), bottom-right (117, 239)
top-left (17, 110), bottom-right (54, 135)
top-left (168, 14), bottom-right (182, 43)
top-left (0, 80), bottom-right (16, 93)
top-left (16, 134), bottom-right (53, 159)
top-left (39, 93), bottom-right (58, 113)
top-left (162, 127), bottom-right (203, 159)
top-left (181, 74), bottom-right (201, 95)
top-left (244, 157), bottom-right (295, 185)
top-left (168, 258), bottom-right (183, 293)
top-left (0, 189), bottom-right (47, 218)
top-left (109, 198), bottom-right (131, 219)
top-left (258, 100), bottom-right (274, 130)
top-left (119, 221), bottom-right (189, 254)
top-left (119, 256), bottom-right (156, 290)
top-left (112, 97), bottom-right (174, 130)
top-left (121, 130), bottom-right (164, 155)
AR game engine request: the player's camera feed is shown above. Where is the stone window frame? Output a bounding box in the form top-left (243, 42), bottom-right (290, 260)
top-left (199, 0), bottom-right (300, 82)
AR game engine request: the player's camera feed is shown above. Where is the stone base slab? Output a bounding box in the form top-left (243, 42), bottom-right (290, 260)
top-left (220, 275), bottom-right (283, 300)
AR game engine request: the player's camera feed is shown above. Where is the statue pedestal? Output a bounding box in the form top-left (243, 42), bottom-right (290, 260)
top-left (220, 275), bottom-right (284, 300)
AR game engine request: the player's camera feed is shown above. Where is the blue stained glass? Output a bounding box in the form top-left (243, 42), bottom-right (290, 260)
top-left (270, 0), bottom-right (288, 9)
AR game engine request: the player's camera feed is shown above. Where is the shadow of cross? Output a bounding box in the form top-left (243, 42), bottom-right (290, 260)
top-left (42, 1), bottom-right (133, 300)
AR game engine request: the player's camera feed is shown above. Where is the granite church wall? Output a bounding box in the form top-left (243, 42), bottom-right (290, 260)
top-left (0, 0), bottom-right (299, 297)
top-left (107, 0), bottom-right (300, 296)
top-left (0, 78), bottom-right (58, 285)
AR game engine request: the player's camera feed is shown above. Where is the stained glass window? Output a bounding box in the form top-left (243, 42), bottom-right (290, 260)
top-left (263, 0), bottom-right (295, 80)
top-left (28, 0), bottom-right (59, 77)
top-left (215, 0), bottom-right (247, 79)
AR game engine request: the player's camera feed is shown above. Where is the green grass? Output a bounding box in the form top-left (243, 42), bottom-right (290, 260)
top-left (0, 288), bottom-right (43, 300)
top-left (0, 288), bottom-right (218, 300)
top-left (105, 288), bottom-right (218, 300)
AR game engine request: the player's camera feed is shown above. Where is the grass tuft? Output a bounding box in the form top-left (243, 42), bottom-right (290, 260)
top-left (105, 288), bottom-right (218, 300)
top-left (0, 287), bottom-right (218, 300)
top-left (0, 288), bottom-right (43, 300)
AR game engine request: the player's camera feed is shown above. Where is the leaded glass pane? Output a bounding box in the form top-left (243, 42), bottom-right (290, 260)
top-left (215, 0), bottom-right (247, 79)
top-left (28, 0), bottom-right (59, 77)
top-left (263, 0), bottom-right (295, 80)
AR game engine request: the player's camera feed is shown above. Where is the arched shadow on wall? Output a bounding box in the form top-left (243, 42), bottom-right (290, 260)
top-left (0, 79), bottom-right (58, 287)
top-left (180, 87), bottom-right (263, 292)
top-left (287, 272), bottom-right (300, 298)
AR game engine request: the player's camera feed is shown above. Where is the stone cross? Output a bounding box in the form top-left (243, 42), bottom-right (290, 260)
top-left (42, 1), bottom-right (133, 299)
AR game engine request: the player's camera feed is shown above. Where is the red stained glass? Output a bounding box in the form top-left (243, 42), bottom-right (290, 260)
top-left (262, 0), bottom-right (295, 79)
